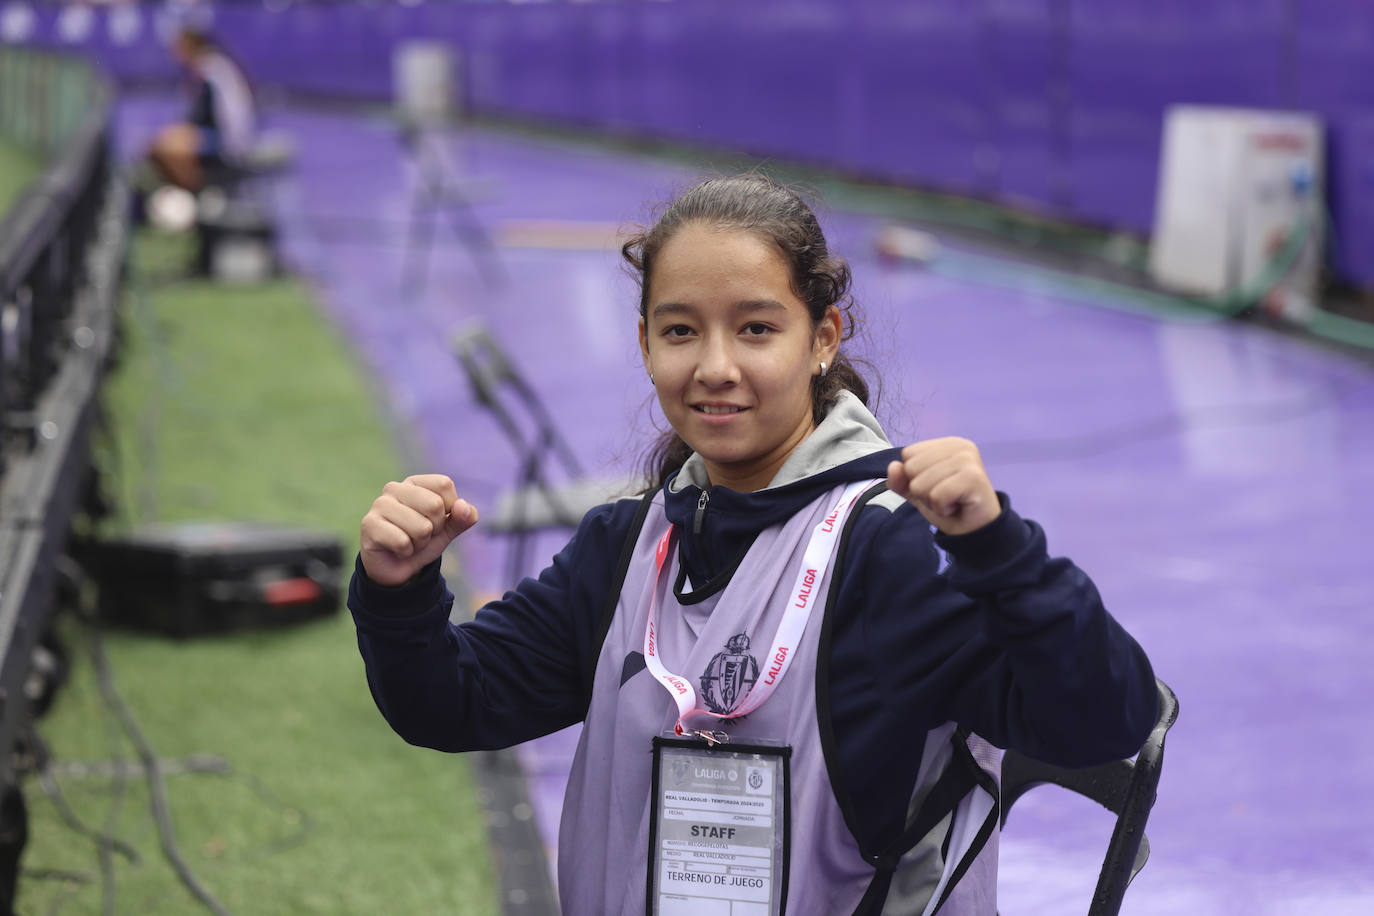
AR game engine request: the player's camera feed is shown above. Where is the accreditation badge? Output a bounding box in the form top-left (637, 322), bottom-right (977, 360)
top-left (648, 736), bottom-right (790, 916)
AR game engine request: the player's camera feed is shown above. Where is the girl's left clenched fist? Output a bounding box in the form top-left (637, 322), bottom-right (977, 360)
top-left (886, 438), bottom-right (1001, 536)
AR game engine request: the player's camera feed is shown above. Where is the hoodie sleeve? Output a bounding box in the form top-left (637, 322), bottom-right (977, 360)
top-left (348, 499), bottom-right (640, 752)
top-left (852, 495), bottom-right (1157, 767)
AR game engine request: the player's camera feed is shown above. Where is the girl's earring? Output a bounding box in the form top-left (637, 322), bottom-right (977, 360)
top-left (649, 372), bottom-right (655, 385)
top-left (818, 361), bottom-right (828, 378)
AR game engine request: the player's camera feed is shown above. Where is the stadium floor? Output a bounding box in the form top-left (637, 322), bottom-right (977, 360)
top-left (116, 92), bottom-right (1374, 915)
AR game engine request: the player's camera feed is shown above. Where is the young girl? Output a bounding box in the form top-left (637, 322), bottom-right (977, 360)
top-left (350, 175), bottom-right (1157, 915)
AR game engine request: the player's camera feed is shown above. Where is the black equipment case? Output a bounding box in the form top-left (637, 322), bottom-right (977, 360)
top-left (86, 522), bottom-right (343, 637)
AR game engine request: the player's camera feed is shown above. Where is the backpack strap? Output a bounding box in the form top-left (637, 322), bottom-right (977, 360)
top-left (852, 730), bottom-right (1000, 915)
top-left (813, 480), bottom-right (1002, 915)
top-left (815, 480), bottom-right (897, 857)
top-left (582, 489), bottom-right (656, 692)
top-left (928, 731), bottom-right (1000, 915)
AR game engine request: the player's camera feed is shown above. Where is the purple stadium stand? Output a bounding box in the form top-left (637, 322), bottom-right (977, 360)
top-left (10, 0), bottom-right (1374, 288)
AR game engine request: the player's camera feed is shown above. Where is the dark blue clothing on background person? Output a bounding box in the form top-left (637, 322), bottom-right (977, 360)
top-left (183, 45), bottom-right (254, 167)
top-left (143, 27), bottom-right (255, 196)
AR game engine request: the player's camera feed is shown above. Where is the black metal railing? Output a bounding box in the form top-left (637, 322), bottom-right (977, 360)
top-left (0, 47), bottom-right (127, 838)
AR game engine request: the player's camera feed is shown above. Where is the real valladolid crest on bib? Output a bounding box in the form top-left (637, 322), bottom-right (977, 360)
top-left (700, 632), bottom-right (760, 715)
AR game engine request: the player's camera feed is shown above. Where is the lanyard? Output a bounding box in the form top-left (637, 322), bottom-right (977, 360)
top-left (642, 481), bottom-right (870, 745)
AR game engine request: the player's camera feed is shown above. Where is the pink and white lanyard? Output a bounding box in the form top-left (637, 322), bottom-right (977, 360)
top-left (643, 481), bottom-right (871, 746)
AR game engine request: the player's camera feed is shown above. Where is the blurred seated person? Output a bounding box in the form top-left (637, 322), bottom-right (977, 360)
top-left (147, 26), bottom-right (255, 193)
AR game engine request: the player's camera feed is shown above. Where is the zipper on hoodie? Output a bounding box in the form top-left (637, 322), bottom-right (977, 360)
top-left (693, 489), bottom-right (709, 536)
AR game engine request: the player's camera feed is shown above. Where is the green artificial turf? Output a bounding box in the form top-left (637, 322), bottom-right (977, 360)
top-left (0, 138), bottom-right (42, 215)
top-left (17, 230), bottom-right (500, 916)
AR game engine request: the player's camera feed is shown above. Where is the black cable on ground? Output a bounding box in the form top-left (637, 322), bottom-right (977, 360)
top-left (21, 694), bottom-right (134, 916)
top-left (40, 556), bottom-right (319, 915)
top-left (41, 754), bottom-right (315, 865)
top-left (216, 769), bottom-right (314, 861)
top-left (19, 868), bottom-right (93, 886)
top-left (52, 558), bottom-right (232, 916)
top-left (27, 733), bottom-right (139, 869)
top-left (17, 866), bottom-right (94, 916)
top-left (96, 713), bottom-right (128, 916)
top-left (84, 621), bottom-right (233, 916)
top-left (43, 879), bottom-right (86, 916)
top-left (44, 560), bottom-right (131, 916)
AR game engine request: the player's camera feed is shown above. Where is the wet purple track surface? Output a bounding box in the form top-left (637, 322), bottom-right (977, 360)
top-left (117, 95), bottom-right (1374, 914)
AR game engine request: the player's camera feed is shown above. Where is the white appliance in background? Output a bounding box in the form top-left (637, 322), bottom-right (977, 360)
top-left (1149, 105), bottom-right (1325, 322)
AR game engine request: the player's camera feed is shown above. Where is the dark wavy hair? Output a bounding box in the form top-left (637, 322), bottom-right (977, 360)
top-left (622, 174), bottom-right (871, 488)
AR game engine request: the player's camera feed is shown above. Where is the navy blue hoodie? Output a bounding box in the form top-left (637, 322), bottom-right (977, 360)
top-left (350, 392), bottom-right (1157, 857)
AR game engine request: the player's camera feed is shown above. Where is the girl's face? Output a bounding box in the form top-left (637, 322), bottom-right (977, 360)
top-left (639, 223), bottom-right (840, 492)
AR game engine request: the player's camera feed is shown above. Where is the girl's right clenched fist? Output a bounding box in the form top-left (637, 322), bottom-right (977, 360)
top-left (359, 474), bottom-right (479, 586)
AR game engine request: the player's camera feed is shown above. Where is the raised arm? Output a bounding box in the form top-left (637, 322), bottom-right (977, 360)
top-left (350, 478), bottom-right (636, 752)
top-left (878, 439), bottom-right (1157, 764)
